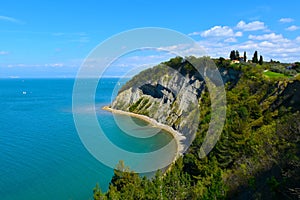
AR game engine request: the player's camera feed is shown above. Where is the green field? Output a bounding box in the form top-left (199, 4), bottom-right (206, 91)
top-left (263, 70), bottom-right (288, 78)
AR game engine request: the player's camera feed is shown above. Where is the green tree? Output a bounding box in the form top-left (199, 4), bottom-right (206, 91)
top-left (243, 51), bottom-right (247, 62)
top-left (109, 161), bottom-right (149, 199)
top-left (236, 50), bottom-right (240, 60)
top-left (164, 159), bottom-right (185, 199)
top-left (230, 50), bottom-right (236, 60)
top-left (217, 57), bottom-right (231, 68)
top-left (150, 170), bottom-right (164, 199)
top-left (93, 183), bottom-right (106, 200)
top-left (106, 185), bottom-right (120, 200)
top-left (252, 51), bottom-right (258, 63)
top-left (259, 55), bottom-right (263, 65)
top-left (294, 62), bottom-right (300, 72)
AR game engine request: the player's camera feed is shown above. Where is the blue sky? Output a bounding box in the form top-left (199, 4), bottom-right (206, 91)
top-left (0, 0), bottom-right (300, 78)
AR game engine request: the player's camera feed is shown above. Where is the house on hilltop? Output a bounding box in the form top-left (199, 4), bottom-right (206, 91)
top-left (231, 60), bottom-right (240, 64)
top-left (231, 56), bottom-right (247, 64)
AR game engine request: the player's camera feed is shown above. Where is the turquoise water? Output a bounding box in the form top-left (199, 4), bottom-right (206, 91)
top-left (0, 78), bottom-right (176, 200)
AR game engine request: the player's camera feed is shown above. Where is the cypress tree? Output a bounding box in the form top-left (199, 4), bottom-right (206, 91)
top-left (235, 50), bottom-right (240, 60)
top-left (259, 55), bottom-right (263, 65)
top-left (252, 51), bottom-right (258, 63)
top-left (230, 50), bottom-right (236, 60)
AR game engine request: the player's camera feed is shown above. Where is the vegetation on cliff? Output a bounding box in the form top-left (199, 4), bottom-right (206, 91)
top-left (94, 56), bottom-right (300, 199)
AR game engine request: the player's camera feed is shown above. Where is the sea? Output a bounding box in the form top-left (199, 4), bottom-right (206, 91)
top-left (0, 78), bottom-right (176, 200)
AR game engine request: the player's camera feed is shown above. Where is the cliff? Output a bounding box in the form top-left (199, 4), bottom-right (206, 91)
top-left (111, 57), bottom-right (240, 150)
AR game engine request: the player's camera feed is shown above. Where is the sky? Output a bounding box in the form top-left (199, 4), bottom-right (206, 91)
top-left (0, 0), bottom-right (300, 78)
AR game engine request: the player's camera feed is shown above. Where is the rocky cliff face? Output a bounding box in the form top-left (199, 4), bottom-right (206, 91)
top-left (111, 57), bottom-right (240, 147)
top-left (271, 80), bottom-right (300, 112)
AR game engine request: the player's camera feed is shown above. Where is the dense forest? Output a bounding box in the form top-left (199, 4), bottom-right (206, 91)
top-left (93, 56), bottom-right (300, 199)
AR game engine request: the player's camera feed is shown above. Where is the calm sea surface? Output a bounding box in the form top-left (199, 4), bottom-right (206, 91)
top-left (0, 78), bottom-right (175, 200)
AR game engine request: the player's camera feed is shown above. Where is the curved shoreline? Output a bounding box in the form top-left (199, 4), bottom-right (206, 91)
top-left (102, 106), bottom-right (187, 167)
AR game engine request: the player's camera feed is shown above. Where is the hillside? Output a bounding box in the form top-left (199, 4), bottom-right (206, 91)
top-left (94, 57), bottom-right (300, 200)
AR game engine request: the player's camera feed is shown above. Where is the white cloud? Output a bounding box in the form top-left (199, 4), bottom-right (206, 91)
top-left (5, 63), bottom-right (66, 68)
top-left (248, 33), bottom-right (289, 43)
top-left (52, 32), bottom-right (87, 37)
top-left (286, 25), bottom-right (300, 31)
top-left (236, 20), bottom-right (267, 31)
top-left (200, 26), bottom-right (242, 38)
top-left (224, 38), bottom-right (237, 43)
top-left (69, 37), bottom-right (89, 43)
top-left (0, 15), bottom-right (22, 24)
top-left (259, 41), bottom-right (275, 48)
top-left (45, 63), bottom-right (65, 67)
top-left (201, 26), bottom-right (231, 37)
top-left (279, 18), bottom-right (294, 23)
top-left (188, 32), bottom-right (201, 36)
top-left (157, 43), bottom-right (206, 57)
top-left (235, 31), bottom-right (243, 37)
top-left (236, 41), bottom-right (259, 50)
top-left (0, 51), bottom-right (9, 55)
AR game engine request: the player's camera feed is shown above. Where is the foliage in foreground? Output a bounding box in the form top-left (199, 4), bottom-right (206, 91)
top-left (93, 57), bottom-right (300, 199)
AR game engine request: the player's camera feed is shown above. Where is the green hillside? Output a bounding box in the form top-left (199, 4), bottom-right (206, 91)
top-left (93, 57), bottom-right (300, 200)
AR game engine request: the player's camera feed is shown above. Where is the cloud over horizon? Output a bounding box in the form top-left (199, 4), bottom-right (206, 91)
top-left (236, 20), bottom-right (267, 31)
top-left (286, 25), bottom-right (300, 31)
top-left (279, 18), bottom-right (294, 23)
top-left (0, 51), bottom-right (9, 55)
top-left (198, 26), bottom-right (243, 38)
top-left (187, 19), bottom-right (300, 63)
top-left (0, 15), bottom-right (22, 24)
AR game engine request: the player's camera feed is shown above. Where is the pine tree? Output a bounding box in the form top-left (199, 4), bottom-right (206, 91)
top-left (93, 183), bottom-right (106, 200)
top-left (152, 170), bottom-right (164, 199)
top-left (106, 185), bottom-right (120, 200)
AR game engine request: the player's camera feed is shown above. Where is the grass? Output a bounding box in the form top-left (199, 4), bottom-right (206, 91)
top-left (263, 70), bottom-right (288, 78)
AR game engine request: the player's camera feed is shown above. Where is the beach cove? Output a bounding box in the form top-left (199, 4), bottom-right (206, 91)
top-left (102, 105), bottom-right (187, 168)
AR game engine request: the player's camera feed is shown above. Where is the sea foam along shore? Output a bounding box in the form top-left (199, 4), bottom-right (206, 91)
top-left (102, 106), bottom-right (187, 164)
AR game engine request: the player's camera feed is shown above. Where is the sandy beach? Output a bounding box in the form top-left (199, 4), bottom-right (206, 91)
top-left (102, 106), bottom-right (187, 165)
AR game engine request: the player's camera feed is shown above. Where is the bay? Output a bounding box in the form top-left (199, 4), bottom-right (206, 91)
top-left (0, 78), bottom-right (176, 200)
